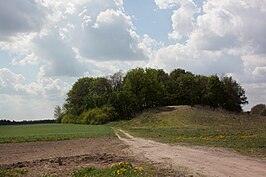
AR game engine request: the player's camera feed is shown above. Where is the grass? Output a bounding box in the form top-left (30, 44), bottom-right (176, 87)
top-left (73, 162), bottom-right (145, 177)
top-left (0, 168), bottom-right (28, 177)
top-left (73, 161), bottom-right (180, 177)
top-left (0, 124), bottom-right (114, 143)
top-left (113, 106), bottom-right (266, 157)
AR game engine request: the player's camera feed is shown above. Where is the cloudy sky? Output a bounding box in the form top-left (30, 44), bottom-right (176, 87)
top-left (0, 0), bottom-right (266, 120)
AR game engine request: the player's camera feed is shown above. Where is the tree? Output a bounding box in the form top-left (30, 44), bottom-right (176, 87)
top-left (123, 68), bottom-right (167, 110)
top-left (205, 75), bottom-right (224, 109)
top-left (64, 77), bottom-right (112, 116)
top-left (108, 71), bottom-right (124, 91)
top-left (221, 76), bottom-right (248, 112)
top-left (54, 105), bottom-right (62, 123)
top-left (60, 67), bottom-right (249, 125)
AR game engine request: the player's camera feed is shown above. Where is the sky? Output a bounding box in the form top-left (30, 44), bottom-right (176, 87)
top-left (0, 0), bottom-right (266, 121)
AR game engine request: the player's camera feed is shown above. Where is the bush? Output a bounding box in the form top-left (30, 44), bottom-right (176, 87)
top-left (251, 104), bottom-right (266, 115)
top-left (61, 114), bottom-right (77, 124)
top-left (80, 105), bottom-right (117, 125)
top-left (261, 108), bottom-right (266, 116)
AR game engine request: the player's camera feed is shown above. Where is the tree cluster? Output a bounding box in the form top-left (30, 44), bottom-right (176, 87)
top-left (58, 68), bottom-right (248, 124)
top-left (0, 119), bottom-right (55, 125)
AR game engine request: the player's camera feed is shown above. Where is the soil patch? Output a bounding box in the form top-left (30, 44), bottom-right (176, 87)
top-left (0, 137), bottom-right (130, 176)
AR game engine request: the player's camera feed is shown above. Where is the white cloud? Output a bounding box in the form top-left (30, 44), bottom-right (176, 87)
top-left (169, 0), bottom-right (199, 40)
top-left (188, 0), bottom-right (266, 54)
top-left (0, 68), bottom-right (28, 94)
top-left (243, 83), bottom-right (266, 111)
top-left (75, 8), bottom-right (146, 61)
top-left (154, 0), bottom-right (180, 9)
top-left (0, 94), bottom-right (62, 120)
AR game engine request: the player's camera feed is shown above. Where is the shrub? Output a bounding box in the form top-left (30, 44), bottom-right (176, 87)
top-left (61, 114), bottom-right (77, 124)
top-left (81, 105), bottom-right (117, 125)
top-left (251, 104), bottom-right (266, 115)
top-left (261, 108), bottom-right (266, 116)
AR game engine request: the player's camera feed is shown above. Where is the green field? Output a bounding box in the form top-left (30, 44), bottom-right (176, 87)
top-left (113, 106), bottom-right (266, 157)
top-left (0, 124), bottom-right (114, 143)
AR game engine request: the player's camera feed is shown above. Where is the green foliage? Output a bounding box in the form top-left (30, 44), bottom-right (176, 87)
top-left (73, 162), bottom-right (145, 177)
top-left (54, 105), bottom-right (62, 123)
top-left (0, 124), bottom-right (114, 143)
top-left (79, 105), bottom-right (117, 125)
top-left (61, 114), bottom-right (78, 124)
top-left (0, 168), bottom-right (28, 177)
top-left (221, 76), bottom-right (248, 112)
top-left (61, 67), bottom-right (248, 125)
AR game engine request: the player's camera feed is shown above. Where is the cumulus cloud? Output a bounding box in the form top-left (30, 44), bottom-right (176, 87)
top-left (169, 0), bottom-right (199, 40)
top-left (0, 68), bottom-right (28, 94)
top-left (154, 0), bottom-right (180, 9)
top-left (76, 8), bottom-right (145, 61)
top-left (188, 0), bottom-right (266, 54)
top-left (0, 68), bottom-right (71, 100)
top-left (0, 0), bottom-right (47, 40)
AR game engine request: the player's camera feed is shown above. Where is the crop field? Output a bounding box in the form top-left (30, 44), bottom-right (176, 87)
top-left (0, 124), bottom-right (114, 143)
top-left (115, 106), bottom-right (266, 157)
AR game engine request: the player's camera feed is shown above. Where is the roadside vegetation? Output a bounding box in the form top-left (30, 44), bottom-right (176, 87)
top-left (73, 162), bottom-right (145, 177)
top-left (58, 67), bottom-right (248, 125)
top-left (113, 106), bottom-right (266, 157)
top-left (0, 168), bottom-right (28, 177)
top-left (0, 124), bottom-right (113, 143)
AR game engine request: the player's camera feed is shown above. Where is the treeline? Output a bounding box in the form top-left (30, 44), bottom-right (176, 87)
top-left (0, 119), bottom-right (55, 125)
top-left (58, 68), bottom-right (248, 124)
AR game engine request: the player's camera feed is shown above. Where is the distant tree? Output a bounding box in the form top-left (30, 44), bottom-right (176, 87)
top-left (54, 105), bottom-right (62, 123)
top-left (251, 104), bottom-right (266, 115)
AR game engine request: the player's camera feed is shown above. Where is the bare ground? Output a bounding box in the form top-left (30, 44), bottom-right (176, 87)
top-left (1, 131), bottom-right (266, 177)
top-left (115, 129), bottom-right (266, 177)
top-left (0, 137), bottom-right (131, 176)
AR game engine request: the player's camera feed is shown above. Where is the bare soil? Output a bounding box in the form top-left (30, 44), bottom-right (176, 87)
top-left (0, 137), bottom-right (131, 176)
top-left (116, 129), bottom-right (266, 177)
top-left (1, 131), bottom-right (266, 177)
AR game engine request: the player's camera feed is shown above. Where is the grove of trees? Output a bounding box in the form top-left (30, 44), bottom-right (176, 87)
top-left (57, 68), bottom-right (248, 124)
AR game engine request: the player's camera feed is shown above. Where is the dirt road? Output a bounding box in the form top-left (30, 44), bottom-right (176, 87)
top-left (116, 129), bottom-right (266, 177)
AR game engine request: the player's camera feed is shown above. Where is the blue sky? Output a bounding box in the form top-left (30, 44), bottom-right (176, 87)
top-left (0, 0), bottom-right (266, 120)
top-left (124, 0), bottom-right (174, 44)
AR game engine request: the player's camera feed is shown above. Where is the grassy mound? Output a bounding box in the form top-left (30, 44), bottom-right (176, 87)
top-left (115, 106), bottom-right (266, 157)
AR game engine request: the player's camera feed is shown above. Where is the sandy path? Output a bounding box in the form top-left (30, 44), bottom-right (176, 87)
top-left (116, 129), bottom-right (266, 177)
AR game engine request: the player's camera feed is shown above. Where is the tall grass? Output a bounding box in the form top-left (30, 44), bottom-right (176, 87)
top-left (0, 124), bottom-right (114, 143)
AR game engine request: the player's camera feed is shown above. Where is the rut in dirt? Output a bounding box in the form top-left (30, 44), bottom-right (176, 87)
top-left (115, 129), bottom-right (266, 177)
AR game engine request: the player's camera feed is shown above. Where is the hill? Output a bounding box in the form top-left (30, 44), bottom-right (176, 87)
top-left (114, 105), bottom-right (266, 157)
